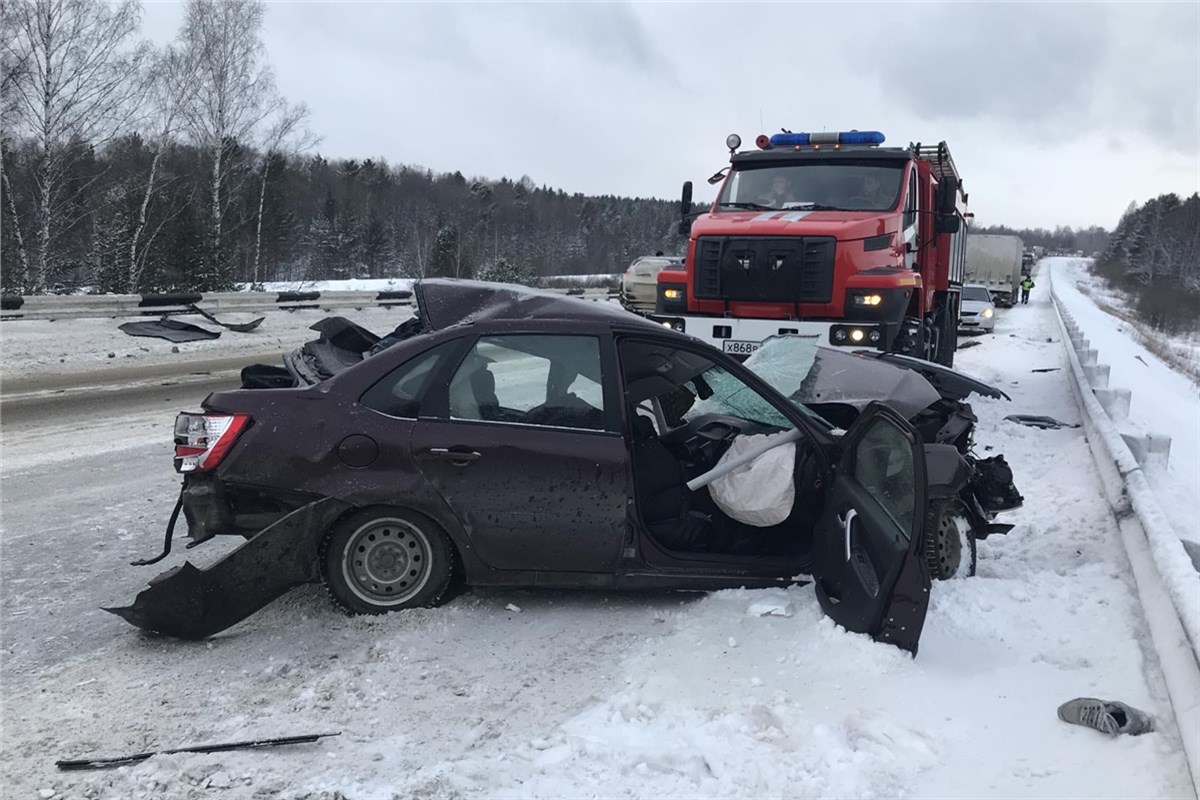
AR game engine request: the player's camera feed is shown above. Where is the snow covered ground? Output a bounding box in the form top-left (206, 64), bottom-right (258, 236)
top-left (1, 287), bottom-right (1195, 799)
top-left (0, 306), bottom-right (414, 386)
top-left (1051, 258), bottom-right (1200, 546)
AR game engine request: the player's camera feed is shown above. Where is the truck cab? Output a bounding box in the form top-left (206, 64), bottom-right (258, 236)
top-left (655, 130), bottom-right (969, 366)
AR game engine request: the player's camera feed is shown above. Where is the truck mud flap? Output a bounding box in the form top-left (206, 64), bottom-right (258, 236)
top-left (104, 498), bottom-right (352, 640)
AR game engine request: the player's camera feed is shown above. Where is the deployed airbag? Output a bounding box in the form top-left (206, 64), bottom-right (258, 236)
top-left (707, 431), bottom-right (796, 527)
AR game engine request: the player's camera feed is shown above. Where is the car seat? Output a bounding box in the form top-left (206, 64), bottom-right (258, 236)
top-left (449, 354), bottom-right (499, 421)
top-left (630, 415), bottom-right (710, 551)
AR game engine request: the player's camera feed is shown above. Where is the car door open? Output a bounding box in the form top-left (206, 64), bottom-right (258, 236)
top-left (812, 402), bottom-right (931, 654)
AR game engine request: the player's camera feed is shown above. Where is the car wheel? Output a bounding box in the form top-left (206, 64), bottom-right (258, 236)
top-left (320, 507), bottom-right (455, 615)
top-left (924, 499), bottom-right (976, 580)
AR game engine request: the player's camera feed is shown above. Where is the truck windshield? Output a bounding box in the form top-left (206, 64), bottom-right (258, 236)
top-left (717, 162), bottom-right (904, 212)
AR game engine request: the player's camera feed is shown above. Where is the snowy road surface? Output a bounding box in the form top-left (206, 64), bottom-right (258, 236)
top-left (1, 286), bottom-right (1195, 799)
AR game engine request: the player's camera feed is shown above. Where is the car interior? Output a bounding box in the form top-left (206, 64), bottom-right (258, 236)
top-left (447, 335), bottom-right (606, 431)
top-left (619, 339), bottom-right (827, 558)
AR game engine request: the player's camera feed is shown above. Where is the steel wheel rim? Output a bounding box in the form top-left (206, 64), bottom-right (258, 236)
top-left (341, 517), bottom-right (433, 606)
top-left (935, 510), bottom-right (963, 579)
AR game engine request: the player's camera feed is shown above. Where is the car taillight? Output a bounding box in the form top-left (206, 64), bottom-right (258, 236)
top-left (173, 412), bottom-right (251, 473)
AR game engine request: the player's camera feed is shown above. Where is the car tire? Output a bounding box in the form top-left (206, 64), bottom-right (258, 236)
top-left (320, 507), bottom-right (456, 615)
top-left (924, 499), bottom-right (976, 580)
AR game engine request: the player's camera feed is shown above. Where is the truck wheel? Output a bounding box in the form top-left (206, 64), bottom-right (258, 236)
top-left (320, 507), bottom-right (456, 614)
top-left (924, 499), bottom-right (976, 580)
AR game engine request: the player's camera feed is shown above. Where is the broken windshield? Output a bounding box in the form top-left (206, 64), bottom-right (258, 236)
top-left (744, 336), bottom-right (941, 421)
top-left (718, 162), bottom-right (905, 212)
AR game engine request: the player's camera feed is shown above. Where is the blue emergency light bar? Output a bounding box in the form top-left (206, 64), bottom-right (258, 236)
top-left (767, 130), bottom-right (886, 147)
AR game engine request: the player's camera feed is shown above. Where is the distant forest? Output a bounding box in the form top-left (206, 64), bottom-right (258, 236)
top-left (1, 0), bottom-right (686, 296)
top-left (1093, 194), bottom-right (1200, 331)
top-left (1, 140), bottom-right (687, 293)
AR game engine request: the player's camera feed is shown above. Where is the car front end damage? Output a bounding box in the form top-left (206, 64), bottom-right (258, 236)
top-left (742, 336), bottom-right (1023, 545)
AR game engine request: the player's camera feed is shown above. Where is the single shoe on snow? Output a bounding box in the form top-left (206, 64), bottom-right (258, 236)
top-left (1057, 697), bottom-right (1155, 736)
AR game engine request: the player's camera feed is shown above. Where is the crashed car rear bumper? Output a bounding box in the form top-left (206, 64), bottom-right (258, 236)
top-left (106, 498), bottom-right (352, 639)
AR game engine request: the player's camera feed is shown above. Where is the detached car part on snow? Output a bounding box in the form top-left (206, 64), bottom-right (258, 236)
top-left (109, 279), bottom-right (1020, 652)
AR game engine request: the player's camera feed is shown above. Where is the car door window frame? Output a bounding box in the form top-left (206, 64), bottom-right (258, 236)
top-left (359, 336), bottom-right (471, 420)
top-left (425, 332), bottom-right (623, 435)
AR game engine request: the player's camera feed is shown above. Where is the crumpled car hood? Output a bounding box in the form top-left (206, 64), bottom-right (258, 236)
top-left (744, 336), bottom-right (1006, 419)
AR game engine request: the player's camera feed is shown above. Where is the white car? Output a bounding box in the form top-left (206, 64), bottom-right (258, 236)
top-left (620, 255), bottom-right (681, 314)
top-left (959, 284), bottom-right (996, 333)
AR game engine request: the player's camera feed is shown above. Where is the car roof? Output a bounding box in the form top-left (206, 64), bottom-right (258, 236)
top-left (414, 278), bottom-right (675, 336)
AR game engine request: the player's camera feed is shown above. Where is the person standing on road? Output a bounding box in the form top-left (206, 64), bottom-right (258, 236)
top-left (1020, 275), bottom-right (1035, 304)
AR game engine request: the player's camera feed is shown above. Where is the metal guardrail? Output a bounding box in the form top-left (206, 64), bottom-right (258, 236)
top-left (1050, 266), bottom-right (1199, 797)
top-left (0, 286), bottom-right (620, 321)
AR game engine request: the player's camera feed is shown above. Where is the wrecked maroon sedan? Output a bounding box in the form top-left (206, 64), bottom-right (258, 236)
top-left (109, 280), bottom-right (1000, 653)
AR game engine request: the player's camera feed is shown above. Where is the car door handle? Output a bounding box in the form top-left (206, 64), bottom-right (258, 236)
top-left (427, 447), bottom-right (481, 464)
top-left (837, 508), bottom-right (858, 561)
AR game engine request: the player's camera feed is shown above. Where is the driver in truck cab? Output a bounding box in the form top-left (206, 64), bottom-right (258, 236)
top-left (757, 175), bottom-right (797, 208)
top-left (849, 173), bottom-right (890, 210)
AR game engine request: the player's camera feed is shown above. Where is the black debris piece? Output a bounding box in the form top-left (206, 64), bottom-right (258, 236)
top-left (189, 305), bottom-right (265, 332)
top-left (57, 732), bottom-right (341, 771)
top-left (1031, 368), bottom-right (1060, 373)
top-left (1135, 355), bottom-right (1149, 366)
top-left (1005, 414), bottom-right (1080, 430)
top-left (958, 339), bottom-right (981, 350)
top-left (118, 318), bottom-right (220, 343)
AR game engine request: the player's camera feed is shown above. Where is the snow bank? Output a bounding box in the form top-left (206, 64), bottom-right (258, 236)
top-left (1054, 258), bottom-right (1200, 545)
top-left (0, 306), bottom-right (414, 384)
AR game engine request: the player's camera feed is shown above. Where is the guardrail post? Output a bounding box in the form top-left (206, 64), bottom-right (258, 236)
top-left (1147, 433), bottom-right (1172, 469)
top-left (1122, 434), bottom-right (1150, 464)
top-left (1094, 387), bottom-right (1131, 421)
top-left (1084, 363), bottom-right (1110, 387)
top-left (1080, 348), bottom-right (1098, 368)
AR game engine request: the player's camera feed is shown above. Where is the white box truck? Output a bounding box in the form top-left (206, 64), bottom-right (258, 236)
top-left (965, 234), bottom-right (1023, 307)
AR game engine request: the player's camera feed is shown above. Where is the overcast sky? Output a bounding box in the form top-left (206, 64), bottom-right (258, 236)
top-left (142, 1), bottom-right (1199, 231)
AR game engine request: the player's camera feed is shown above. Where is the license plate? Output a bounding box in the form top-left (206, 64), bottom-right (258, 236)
top-left (722, 339), bottom-right (761, 355)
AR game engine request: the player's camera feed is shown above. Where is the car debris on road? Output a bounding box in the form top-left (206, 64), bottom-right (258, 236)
top-left (56, 732), bottom-right (341, 771)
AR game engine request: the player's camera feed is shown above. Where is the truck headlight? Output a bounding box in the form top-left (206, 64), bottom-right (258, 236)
top-left (852, 294), bottom-right (884, 306)
top-left (663, 288), bottom-right (682, 300)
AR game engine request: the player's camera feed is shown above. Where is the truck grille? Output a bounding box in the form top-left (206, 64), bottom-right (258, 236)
top-left (694, 236), bottom-right (836, 304)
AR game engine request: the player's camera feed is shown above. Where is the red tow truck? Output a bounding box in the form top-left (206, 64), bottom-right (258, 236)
top-left (654, 129), bottom-right (970, 366)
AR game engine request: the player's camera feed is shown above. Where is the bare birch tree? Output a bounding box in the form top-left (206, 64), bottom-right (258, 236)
top-left (175, 0), bottom-right (276, 289)
top-left (124, 45), bottom-right (196, 291)
top-left (251, 100), bottom-right (315, 288)
top-left (2, 0), bottom-right (148, 292)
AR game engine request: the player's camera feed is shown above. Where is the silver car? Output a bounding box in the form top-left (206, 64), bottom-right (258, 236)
top-left (959, 284), bottom-right (996, 333)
